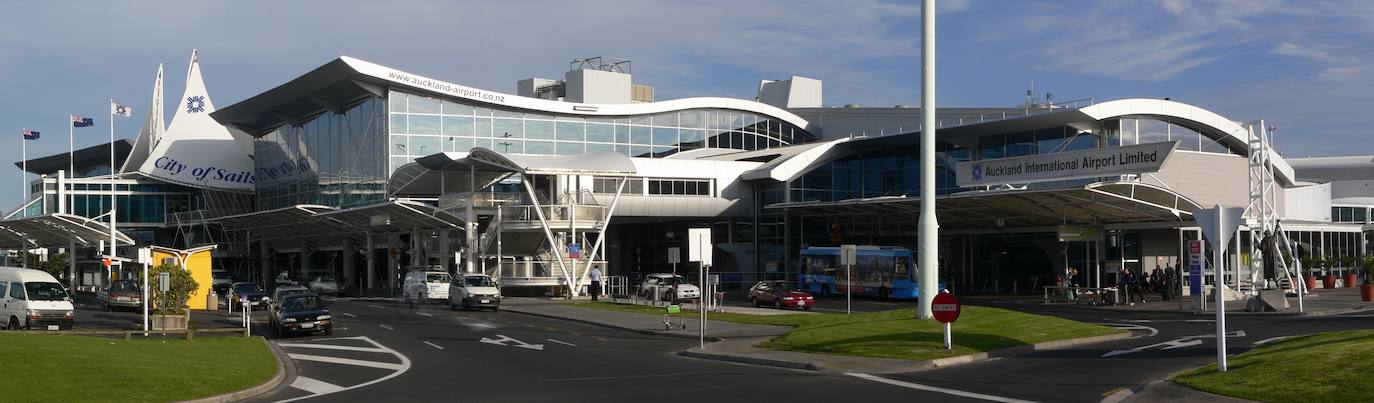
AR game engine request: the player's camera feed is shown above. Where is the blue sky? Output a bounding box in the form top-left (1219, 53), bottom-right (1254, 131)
top-left (2, 0), bottom-right (1372, 208)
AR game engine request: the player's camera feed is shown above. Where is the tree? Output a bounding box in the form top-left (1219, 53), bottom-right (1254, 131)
top-left (146, 263), bottom-right (200, 315)
top-left (25, 252), bottom-right (69, 280)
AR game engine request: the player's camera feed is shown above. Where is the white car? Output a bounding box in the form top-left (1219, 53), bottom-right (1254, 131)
top-left (639, 273), bottom-right (700, 301)
top-left (307, 274), bottom-right (340, 296)
top-left (403, 271), bottom-right (451, 303)
top-left (448, 274), bottom-right (500, 311)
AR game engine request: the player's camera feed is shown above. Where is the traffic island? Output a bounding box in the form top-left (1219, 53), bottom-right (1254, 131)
top-left (1172, 329), bottom-right (1374, 403)
top-left (560, 301), bottom-right (1127, 372)
top-left (0, 333), bottom-right (278, 403)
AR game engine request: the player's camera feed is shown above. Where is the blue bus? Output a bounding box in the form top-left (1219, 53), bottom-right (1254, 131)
top-left (798, 246), bottom-right (940, 299)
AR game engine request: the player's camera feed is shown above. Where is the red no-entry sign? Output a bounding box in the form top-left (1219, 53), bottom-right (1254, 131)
top-left (932, 292), bottom-right (960, 323)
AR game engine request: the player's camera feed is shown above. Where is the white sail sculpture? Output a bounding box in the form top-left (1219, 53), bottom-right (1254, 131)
top-left (120, 64), bottom-right (164, 174)
top-left (136, 49), bottom-right (254, 191)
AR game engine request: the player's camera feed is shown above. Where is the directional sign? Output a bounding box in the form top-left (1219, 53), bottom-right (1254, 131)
top-left (1101, 330), bottom-right (1245, 357)
top-left (932, 292), bottom-right (960, 323)
top-left (839, 244), bottom-right (857, 266)
top-left (1193, 207), bottom-right (1245, 250)
top-left (479, 334), bottom-right (544, 351)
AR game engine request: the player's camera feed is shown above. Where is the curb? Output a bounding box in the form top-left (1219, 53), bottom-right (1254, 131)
top-left (179, 336), bottom-right (297, 403)
top-left (504, 307), bottom-right (728, 342)
top-left (677, 348), bottom-right (817, 370)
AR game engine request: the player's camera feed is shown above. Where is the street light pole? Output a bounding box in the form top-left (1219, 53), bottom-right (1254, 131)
top-left (917, 0), bottom-right (939, 318)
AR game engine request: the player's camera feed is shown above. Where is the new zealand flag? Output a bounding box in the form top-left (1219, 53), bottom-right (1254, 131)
top-left (22, 129), bottom-right (39, 140)
top-left (71, 115), bottom-right (94, 127)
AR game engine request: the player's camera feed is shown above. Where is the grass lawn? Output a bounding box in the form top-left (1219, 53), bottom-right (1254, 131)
top-left (0, 333), bottom-right (277, 403)
top-left (573, 301), bottom-right (1123, 360)
top-left (1175, 329), bottom-right (1374, 403)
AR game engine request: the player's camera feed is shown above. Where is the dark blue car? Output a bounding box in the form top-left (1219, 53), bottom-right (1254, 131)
top-left (229, 282), bottom-right (267, 310)
top-left (271, 294), bottom-right (332, 337)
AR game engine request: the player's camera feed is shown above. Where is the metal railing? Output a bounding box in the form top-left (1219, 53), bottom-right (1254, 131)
top-left (499, 204), bottom-right (606, 223)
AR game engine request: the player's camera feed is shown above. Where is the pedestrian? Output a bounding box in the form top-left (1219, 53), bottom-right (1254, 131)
top-left (589, 266), bottom-right (603, 301)
top-left (1129, 269), bottom-right (1147, 304)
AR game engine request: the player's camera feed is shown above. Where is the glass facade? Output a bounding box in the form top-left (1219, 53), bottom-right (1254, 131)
top-left (386, 90), bottom-right (816, 174)
top-left (1332, 206), bottom-right (1370, 223)
top-left (255, 97), bottom-right (387, 210)
top-left (1116, 118), bottom-right (1237, 155)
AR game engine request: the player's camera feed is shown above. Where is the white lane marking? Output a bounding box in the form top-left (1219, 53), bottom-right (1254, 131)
top-left (1254, 336), bottom-right (1290, 346)
top-left (1101, 330), bottom-right (1246, 358)
top-left (424, 341), bottom-right (445, 350)
top-left (546, 338), bottom-right (578, 347)
top-left (1099, 323), bottom-right (1160, 337)
top-left (276, 343), bottom-right (389, 353)
top-left (275, 336), bottom-right (412, 403)
top-left (287, 353), bottom-right (405, 370)
top-left (480, 334), bottom-right (544, 350)
top-left (340, 312), bottom-right (357, 318)
top-left (290, 376), bottom-right (345, 394)
top-left (463, 321), bottom-right (496, 329)
top-left (379, 324), bottom-right (395, 331)
top-left (846, 372), bottom-right (1038, 403)
top-left (368, 304), bottom-right (385, 309)
top-left (416, 312), bottom-right (433, 317)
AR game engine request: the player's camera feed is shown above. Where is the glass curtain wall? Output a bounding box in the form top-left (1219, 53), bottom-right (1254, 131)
top-left (255, 96), bottom-right (386, 210)
top-left (1117, 118), bottom-right (1237, 155)
top-left (386, 90), bottom-right (816, 174)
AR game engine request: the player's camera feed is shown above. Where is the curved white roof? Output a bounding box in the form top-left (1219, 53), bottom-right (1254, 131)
top-left (1078, 99), bottom-right (1294, 184)
top-left (341, 57), bottom-right (813, 131)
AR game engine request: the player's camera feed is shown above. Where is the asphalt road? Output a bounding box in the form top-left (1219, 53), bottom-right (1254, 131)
top-left (245, 297), bottom-right (997, 403)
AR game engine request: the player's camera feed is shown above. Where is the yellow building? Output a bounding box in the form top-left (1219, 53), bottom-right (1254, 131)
top-left (150, 245), bottom-right (217, 310)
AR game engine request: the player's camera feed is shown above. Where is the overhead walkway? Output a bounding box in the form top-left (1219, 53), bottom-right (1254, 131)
top-left (393, 148), bottom-right (637, 296)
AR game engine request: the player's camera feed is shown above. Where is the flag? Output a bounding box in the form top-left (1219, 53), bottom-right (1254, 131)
top-left (111, 102), bottom-right (133, 117)
top-left (71, 115), bottom-right (94, 127)
top-left (22, 129), bottom-right (39, 140)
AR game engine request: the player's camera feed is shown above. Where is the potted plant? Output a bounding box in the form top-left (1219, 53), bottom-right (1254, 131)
top-left (1342, 256), bottom-right (1359, 288)
top-left (1301, 256), bottom-right (1319, 290)
top-left (147, 262), bottom-right (200, 330)
top-left (1323, 256), bottom-right (1339, 289)
top-left (1362, 257), bottom-right (1374, 302)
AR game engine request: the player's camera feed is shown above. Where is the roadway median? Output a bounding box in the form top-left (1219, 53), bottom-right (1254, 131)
top-left (509, 299), bottom-right (1128, 373)
top-left (1169, 329), bottom-right (1374, 403)
top-left (0, 332), bottom-right (279, 403)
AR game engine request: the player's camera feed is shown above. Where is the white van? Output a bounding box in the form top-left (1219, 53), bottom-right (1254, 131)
top-left (402, 271), bottom-right (451, 303)
top-left (0, 267), bottom-right (76, 330)
top-left (448, 273), bottom-right (500, 311)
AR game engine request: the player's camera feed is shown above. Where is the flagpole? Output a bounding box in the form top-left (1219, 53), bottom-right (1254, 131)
top-left (20, 132), bottom-right (26, 202)
top-left (69, 117), bottom-right (75, 210)
top-left (109, 100), bottom-right (117, 269)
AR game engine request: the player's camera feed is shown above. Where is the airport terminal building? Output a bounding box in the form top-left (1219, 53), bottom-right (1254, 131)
top-left (6, 53), bottom-right (1371, 299)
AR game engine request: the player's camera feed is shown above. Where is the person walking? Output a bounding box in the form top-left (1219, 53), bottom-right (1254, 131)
top-left (589, 266), bottom-right (603, 301)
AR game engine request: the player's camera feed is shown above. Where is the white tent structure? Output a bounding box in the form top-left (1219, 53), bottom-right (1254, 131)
top-left (136, 50), bottom-right (254, 191)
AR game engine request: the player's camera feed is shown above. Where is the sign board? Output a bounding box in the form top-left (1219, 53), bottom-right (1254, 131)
top-left (370, 214), bottom-right (391, 226)
top-left (1057, 225), bottom-right (1102, 242)
top-left (1188, 240), bottom-right (1203, 295)
top-left (1193, 206), bottom-right (1245, 250)
top-left (158, 272), bottom-right (171, 293)
top-left (955, 141), bottom-right (1178, 187)
top-left (839, 244), bottom-right (857, 266)
top-left (137, 248), bottom-right (151, 265)
top-left (932, 292), bottom-right (961, 323)
top-left (667, 247), bottom-right (681, 264)
top-left (568, 243), bottom-right (581, 259)
top-left (688, 228), bottom-right (712, 265)
top-left (708, 274), bottom-right (720, 286)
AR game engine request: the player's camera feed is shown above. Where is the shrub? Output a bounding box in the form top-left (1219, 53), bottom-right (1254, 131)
top-left (146, 263), bottom-right (199, 315)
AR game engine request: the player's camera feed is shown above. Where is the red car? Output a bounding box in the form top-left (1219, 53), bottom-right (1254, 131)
top-left (749, 281), bottom-right (813, 310)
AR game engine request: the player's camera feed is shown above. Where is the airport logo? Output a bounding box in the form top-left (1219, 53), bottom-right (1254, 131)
top-left (186, 96), bottom-right (206, 113)
top-left (971, 164), bottom-right (983, 181)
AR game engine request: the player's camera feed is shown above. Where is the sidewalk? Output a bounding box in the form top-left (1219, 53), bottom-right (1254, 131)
top-left (1014, 287), bottom-right (1372, 316)
top-left (502, 298), bottom-right (1129, 374)
top-left (1107, 380), bottom-right (1257, 403)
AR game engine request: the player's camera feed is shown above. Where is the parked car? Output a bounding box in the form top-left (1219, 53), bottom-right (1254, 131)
top-left (228, 282), bottom-right (267, 310)
top-left (267, 285), bottom-right (311, 315)
top-left (307, 274), bottom-right (340, 296)
top-left (638, 273), bottom-right (700, 301)
top-left (448, 274), bottom-right (500, 311)
top-left (748, 281), bottom-right (814, 310)
top-left (211, 271), bottom-right (233, 297)
top-left (97, 279), bottom-right (144, 312)
top-left (403, 271), bottom-right (450, 303)
top-left (271, 294), bottom-right (332, 337)
top-left (0, 266), bottom-right (75, 330)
